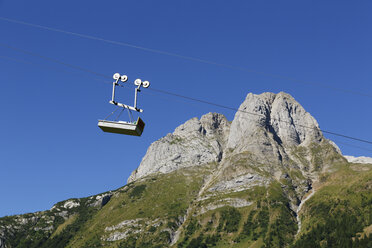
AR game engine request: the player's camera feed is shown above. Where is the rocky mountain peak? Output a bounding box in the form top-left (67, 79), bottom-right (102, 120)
top-left (2, 92), bottom-right (360, 248)
top-left (128, 112), bottom-right (230, 183)
top-left (227, 92), bottom-right (322, 152)
top-left (173, 112), bottom-right (229, 141)
top-left (128, 92), bottom-right (325, 183)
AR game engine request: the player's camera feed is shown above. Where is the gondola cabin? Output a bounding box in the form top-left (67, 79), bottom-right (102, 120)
top-left (98, 117), bottom-right (145, 136)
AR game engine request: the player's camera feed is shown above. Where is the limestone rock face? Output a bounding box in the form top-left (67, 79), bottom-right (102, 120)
top-left (227, 92), bottom-right (322, 158)
top-left (128, 92), bottom-right (325, 183)
top-left (127, 113), bottom-right (230, 183)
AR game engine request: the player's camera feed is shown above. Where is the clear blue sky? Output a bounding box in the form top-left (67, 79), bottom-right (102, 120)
top-left (0, 0), bottom-right (371, 217)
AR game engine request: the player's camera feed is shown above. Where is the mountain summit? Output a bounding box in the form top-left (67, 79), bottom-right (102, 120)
top-left (1, 92), bottom-right (372, 248)
top-left (129, 92), bottom-right (327, 185)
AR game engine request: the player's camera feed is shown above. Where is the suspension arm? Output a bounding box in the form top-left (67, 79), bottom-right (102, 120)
top-left (109, 100), bottom-right (143, 113)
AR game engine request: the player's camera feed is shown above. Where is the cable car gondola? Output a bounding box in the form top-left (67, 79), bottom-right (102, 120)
top-left (98, 73), bottom-right (149, 136)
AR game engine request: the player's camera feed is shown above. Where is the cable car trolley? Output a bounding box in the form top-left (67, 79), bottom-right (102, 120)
top-left (98, 73), bottom-right (150, 136)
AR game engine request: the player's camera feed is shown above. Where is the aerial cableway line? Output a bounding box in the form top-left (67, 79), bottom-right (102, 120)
top-left (0, 16), bottom-right (371, 99)
top-left (0, 46), bottom-right (371, 146)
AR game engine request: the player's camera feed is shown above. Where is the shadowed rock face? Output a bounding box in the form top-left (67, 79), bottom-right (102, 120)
top-left (128, 92), bottom-right (323, 183)
top-left (0, 236), bottom-right (5, 248)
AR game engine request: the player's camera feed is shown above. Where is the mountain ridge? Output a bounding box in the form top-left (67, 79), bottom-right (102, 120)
top-left (1, 91), bottom-right (372, 248)
top-left (129, 91), bottom-right (326, 184)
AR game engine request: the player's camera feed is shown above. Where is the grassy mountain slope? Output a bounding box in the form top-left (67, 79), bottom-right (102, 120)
top-left (293, 162), bottom-right (372, 248)
top-left (1, 147), bottom-right (371, 247)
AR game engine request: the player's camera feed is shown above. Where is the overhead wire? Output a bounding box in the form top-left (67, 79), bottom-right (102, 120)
top-left (0, 54), bottom-right (109, 84)
top-left (3, 55), bottom-right (371, 156)
top-left (0, 16), bottom-right (371, 99)
top-left (2, 17), bottom-right (372, 148)
top-left (148, 87), bottom-right (372, 145)
top-left (330, 139), bottom-right (372, 153)
top-left (0, 42), bottom-right (110, 80)
top-left (0, 54), bottom-right (40, 66)
top-left (0, 47), bottom-right (372, 150)
top-left (2, 43), bottom-right (368, 147)
top-left (1, 45), bottom-right (372, 151)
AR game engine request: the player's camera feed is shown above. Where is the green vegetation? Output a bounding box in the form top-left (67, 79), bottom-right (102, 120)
top-left (129, 184), bottom-right (147, 198)
top-left (292, 163), bottom-right (372, 248)
top-left (1, 146), bottom-right (372, 247)
top-left (50, 214), bottom-right (78, 238)
top-left (218, 206), bottom-right (242, 233)
top-left (0, 164), bottom-right (206, 248)
top-left (176, 182), bottom-right (298, 248)
top-left (65, 165), bottom-right (208, 247)
top-left (0, 198), bottom-right (99, 248)
top-left (169, 136), bottom-right (184, 145)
